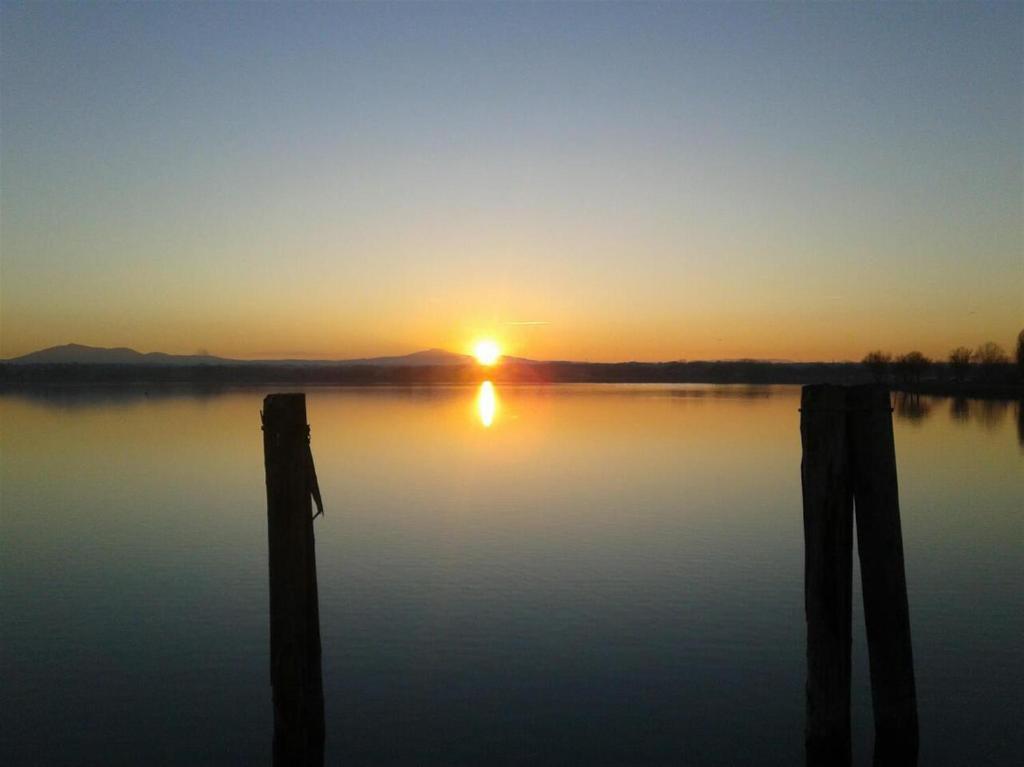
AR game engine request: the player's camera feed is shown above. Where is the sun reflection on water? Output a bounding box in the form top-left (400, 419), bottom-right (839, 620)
top-left (476, 380), bottom-right (497, 427)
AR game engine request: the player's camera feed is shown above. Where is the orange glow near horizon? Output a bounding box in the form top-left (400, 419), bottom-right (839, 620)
top-left (2, 6), bottom-right (1021, 370)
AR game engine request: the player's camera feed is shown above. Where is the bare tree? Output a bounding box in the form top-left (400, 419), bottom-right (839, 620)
top-left (894, 351), bottom-right (931, 385)
top-left (973, 341), bottom-right (1009, 382)
top-left (948, 346), bottom-right (972, 382)
top-left (973, 341), bottom-right (1009, 365)
top-left (862, 350), bottom-right (892, 382)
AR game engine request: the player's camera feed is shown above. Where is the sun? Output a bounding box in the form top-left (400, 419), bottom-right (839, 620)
top-left (473, 339), bottom-right (502, 366)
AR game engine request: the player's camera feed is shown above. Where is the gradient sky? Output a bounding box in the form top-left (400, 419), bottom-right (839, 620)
top-left (2, 1), bottom-right (1021, 362)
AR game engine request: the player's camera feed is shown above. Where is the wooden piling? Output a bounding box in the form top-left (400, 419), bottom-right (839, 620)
top-left (847, 385), bottom-right (918, 763)
top-left (800, 384), bottom-right (854, 765)
top-left (262, 393), bottom-right (325, 766)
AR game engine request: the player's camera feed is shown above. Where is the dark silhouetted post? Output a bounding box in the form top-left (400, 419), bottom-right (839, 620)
top-left (800, 385), bottom-right (854, 765)
top-left (262, 393), bottom-right (324, 766)
top-left (847, 385), bottom-right (918, 764)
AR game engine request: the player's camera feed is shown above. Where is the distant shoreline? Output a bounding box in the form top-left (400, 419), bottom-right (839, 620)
top-left (1, 361), bottom-right (1020, 400)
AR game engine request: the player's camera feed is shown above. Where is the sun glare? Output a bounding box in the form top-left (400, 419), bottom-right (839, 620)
top-left (473, 339), bottom-right (501, 366)
top-left (476, 380), bottom-right (497, 427)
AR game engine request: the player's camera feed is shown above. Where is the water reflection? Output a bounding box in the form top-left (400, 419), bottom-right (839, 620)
top-left (881, 391), bottom-right (1021, 434)
top-left (0, 384), bottom-right (1021, 765)
top-left (974, 400), bottom-right (1010, 431)
top-left (944, 397), bottom-right (1013, 431)
top-left (476, 380), bottom-right (497, 427)
top-left (894, 393), bottom-right (932, 424)
top-left (950, 398), bottom-right (970, 422)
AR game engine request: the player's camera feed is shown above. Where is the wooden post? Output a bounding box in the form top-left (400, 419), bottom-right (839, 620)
top-left (262, 393), bottom-right (325, 766)
top-left (847, 385), bottom-right (918, 764)
top-left (800, 384), bottom-right (854, 766)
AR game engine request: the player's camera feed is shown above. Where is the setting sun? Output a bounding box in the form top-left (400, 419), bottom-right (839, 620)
top-left (473, 339), bottom-right (502, 366)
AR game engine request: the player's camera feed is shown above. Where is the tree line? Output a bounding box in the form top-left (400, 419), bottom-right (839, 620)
top-left (862, 329), bottom-right (1024, 385)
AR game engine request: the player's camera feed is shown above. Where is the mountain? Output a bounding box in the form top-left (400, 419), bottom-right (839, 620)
top-left (5, 344), bottom-right (231, 365)
top-left (3, 343), bottom-right (474, 367)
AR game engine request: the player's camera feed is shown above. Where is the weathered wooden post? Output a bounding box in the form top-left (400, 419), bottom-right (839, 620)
top-left (262, 393), bottom-right (325, 766)
top-left (847, 385), bottom-right (918, 764)
top-left (800, 384), bottom-right (854, 766)
top-left (801, 384), bottom-right (918, 766)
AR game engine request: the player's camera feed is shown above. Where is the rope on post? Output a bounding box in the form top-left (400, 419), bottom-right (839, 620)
top-left (262, 393), bottom-right (325, 767)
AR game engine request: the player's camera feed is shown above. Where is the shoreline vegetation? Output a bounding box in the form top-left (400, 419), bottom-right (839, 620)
top-left (1, 360), bottom-right (1020, 400)
top-left (4, 336), bottom-right (1021, 399)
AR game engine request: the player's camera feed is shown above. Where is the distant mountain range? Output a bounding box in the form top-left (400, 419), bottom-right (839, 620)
top-left (3, 343), bottom-right (476, 367)
top-left (2, 343), bottom-right (797, 367)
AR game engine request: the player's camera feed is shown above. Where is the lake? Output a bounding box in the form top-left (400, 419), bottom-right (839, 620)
top-left (1, 384), bottom-right (1021, 765)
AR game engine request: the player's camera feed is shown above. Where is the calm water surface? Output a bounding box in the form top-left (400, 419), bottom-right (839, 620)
top-left (1, 385), bottom-right (1021, 765)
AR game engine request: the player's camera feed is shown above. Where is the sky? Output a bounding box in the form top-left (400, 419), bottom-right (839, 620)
top-left (1, 1), bottom-right (1021, 362)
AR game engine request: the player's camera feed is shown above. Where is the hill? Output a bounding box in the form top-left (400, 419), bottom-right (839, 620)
top-left (4, 343), bottom-right (472, 367)
top-left (5, 343), bottom-right (230, 366)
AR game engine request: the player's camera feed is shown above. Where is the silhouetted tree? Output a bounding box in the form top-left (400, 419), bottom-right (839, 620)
top-left (948, 347), bottom-right (972, 382)
top-left (1016, 329), bottom-right (1023, 375)
top-left (894, 351), bottom-right (931, 385)
top-left (973, 341), bottom-right (1009, 382)
top-left (862, 350), bottom-right (892, 382)
top-left (973, 341), bottom-right (1009, 365)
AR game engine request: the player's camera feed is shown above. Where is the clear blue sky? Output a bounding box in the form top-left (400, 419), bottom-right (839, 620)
top-left (2, 1), bottom-right (1021, 360)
